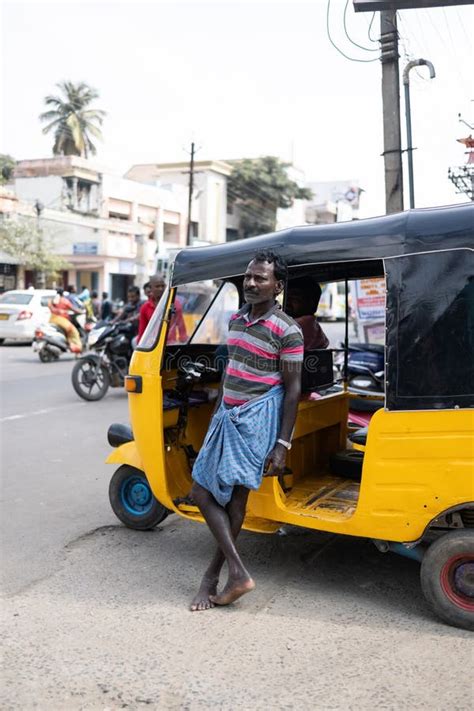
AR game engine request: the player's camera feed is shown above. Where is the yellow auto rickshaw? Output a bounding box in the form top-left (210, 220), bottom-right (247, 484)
top-left (106, 203), bottom-right (474, 630)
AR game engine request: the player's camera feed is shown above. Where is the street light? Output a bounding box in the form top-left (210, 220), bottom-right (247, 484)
top-left (403, 59), bottom-right (436, 209)
top-left (34, 199), bottom-right (45, 288)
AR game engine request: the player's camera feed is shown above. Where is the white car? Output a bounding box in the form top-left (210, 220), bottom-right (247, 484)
top-left (0, 289), bottom-right (57, 343)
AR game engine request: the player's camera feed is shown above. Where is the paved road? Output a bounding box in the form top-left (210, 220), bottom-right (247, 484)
top-left (1, 343), bottom-right (472, 710)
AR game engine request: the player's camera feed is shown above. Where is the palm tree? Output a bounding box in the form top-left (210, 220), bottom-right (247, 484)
top-left (39, 81), bottom-right (106, 158)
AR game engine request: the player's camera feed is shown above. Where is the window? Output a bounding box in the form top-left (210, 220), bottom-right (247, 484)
top-left (137, 287), bottom-right (170, 350)
top-left (0, 293), bottom-right (33, 305)
top-left (168, 281), bottom-right (221, 345)
top-left (192, 282), bottom-right (239, 344)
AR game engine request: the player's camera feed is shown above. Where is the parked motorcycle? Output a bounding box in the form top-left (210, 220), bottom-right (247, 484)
top-left (335, 342), bottom-right (384, 394)
top-left (33, 312), bottom-right (92, 362)
top-left (71, 321), bottom-right (134, 401)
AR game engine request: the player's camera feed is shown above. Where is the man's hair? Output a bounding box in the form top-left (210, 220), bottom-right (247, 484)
top-left (143, 281), bottom-right (151, 290)
top-left (91, 290), bottom-right (98, 298)
top-left (67, 284), bottom-right (76, 293)
top-left (289, 276), bottom-right (322, 314)
top-left (81, 285), bottom-right (87, 290)
top-left (102, 291), bottom-right (108, 299)
top-left (128, 285), bottom-right (140, 296)
top-left (252, 251), bottom-right (288, 282)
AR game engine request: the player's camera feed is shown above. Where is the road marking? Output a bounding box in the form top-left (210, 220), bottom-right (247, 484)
top-left (1, 402), bottom-right (86, 422)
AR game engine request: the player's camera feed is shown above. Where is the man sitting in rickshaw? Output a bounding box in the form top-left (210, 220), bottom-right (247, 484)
top-left (189, 251), bottom-right (303, 611)
top-left (286, 276), bottom-right (329, 350)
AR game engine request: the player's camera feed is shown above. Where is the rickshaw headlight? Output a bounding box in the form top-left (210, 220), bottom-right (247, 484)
top-left (351, 376), bottom-right (375, 389)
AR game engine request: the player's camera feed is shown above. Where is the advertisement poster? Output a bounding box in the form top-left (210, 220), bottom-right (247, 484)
top-left (354, 277), bottom-right (386, 343)
top-left (354, 277), bottom-right (386, 321)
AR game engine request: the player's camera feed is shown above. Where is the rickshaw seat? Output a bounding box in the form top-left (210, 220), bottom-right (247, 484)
top-left (348, 426), bottom-right (368, 447)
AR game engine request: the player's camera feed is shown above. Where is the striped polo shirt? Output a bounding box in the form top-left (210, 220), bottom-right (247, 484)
top-left (223, 302), bottom-right (304, 406)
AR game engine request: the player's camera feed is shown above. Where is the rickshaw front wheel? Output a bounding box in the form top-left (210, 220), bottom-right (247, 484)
top-left (420, 529), bottom-right (474, 631)
top-left (109, 465), bottom-right (169, 530)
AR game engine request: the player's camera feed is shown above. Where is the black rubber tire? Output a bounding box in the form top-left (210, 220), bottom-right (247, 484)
top-left (0, 338), bottom-right (5, 345)
top-left (329, 449), bottom-right (363, 481)
top-left (39, 347), bottom-right (57, 363)
top-left (420, 530), bottom-right (474, 631)
top-left (109, 465), bottom-right (169, 530)
top-left (71, 357), bottom-right (110, 401)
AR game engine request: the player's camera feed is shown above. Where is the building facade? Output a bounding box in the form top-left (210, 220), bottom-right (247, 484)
top-left (9, 157), bottom-right (190, 297)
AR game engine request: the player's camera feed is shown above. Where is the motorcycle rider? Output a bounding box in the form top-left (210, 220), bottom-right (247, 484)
top-left (48, 288), bottom-right (84, 354)
top-left (112, 285), bottom-right (142, 338)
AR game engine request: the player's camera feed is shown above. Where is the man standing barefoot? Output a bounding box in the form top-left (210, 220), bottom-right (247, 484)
top-left (190, 251), bottom-right (303, 610)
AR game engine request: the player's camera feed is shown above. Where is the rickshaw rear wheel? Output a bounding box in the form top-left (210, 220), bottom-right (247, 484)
top-left (420, 529), bottom-right (474, 631)
top-left (109, 465), bottom-right (169, 530)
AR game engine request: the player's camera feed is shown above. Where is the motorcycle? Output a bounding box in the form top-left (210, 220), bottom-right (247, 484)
top-left (33, 311), bottom-right (92, 362)
top-left (335, 342), bottom-right (385, 394)
top-left (71, 321), bottom-right (134, 401)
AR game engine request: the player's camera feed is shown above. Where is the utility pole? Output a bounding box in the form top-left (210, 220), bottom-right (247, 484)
top-left (380, 10), bottom-right (404, 214)
top-left (186, 141), bottom-right (195, 247)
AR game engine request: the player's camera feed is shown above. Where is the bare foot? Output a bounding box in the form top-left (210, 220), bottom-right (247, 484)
top-left (210, 576), bottom-right (255, 606)
top-left (189, 575), bottom-right (218, 612)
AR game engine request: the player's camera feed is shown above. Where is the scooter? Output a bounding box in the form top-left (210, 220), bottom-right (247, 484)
top-left (334, 342), bottom-right (385, 394)
top-left (33, 312), bottom-right (92, 362)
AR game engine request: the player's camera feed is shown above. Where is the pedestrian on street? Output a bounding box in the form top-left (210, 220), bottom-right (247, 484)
top-left (137, 274), bottom-right (166, 342)
top-left (100, 292), bottom-right (113, 321)
top-left (189, 250), bottom-right (303, 611)
top-left (90, 290), bottom-right (101, 319)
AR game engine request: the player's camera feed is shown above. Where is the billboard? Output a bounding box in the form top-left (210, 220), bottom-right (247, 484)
top-left (353, 1), bottom-right (472, 11)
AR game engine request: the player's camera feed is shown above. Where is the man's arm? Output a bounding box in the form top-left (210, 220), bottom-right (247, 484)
top-left (264, 361), bottom-right (301, 477)
top-left (137, 303), bottom-right (149, 341)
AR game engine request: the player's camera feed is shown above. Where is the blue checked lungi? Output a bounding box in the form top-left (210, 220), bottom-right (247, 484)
top-left (192, 385), bottom-right (285, 506)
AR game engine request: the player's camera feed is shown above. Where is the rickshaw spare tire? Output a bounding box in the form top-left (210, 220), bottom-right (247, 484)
top-left (109, 465), bottom-right (169, 530)
top-left (420, 530), bottom-right (474, 631)
top-left (329, 449), bottom-right (363, 481)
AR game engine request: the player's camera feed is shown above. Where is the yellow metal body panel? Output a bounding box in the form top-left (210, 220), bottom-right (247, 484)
top-left (108, 289), bottom-right (474, 542)
top-left (106, 441), bottom-right (143, 471)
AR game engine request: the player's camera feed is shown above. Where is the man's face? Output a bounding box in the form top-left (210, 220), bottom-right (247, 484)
top-left (286, 289), bottom-right (306, 319)
top-left (150, 277), bottom-right (165, 303)
top-left (243, 260), bottom-right (282, 305)
top-left (128, 290), bottom-right (139, 305)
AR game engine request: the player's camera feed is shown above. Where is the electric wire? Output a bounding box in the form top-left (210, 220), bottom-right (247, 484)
top-left (326, 0), bottom-right (379, 64)
top-left (342, 0), bottom-right (379, 52)
top-left (367, 11), bottom-right (377, 44)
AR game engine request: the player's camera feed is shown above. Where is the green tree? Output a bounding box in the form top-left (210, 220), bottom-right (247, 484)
top-left (39, 81), bottom-right (106, 158)
top-left (0, 154), bottom-right (15, 185)
top-left (0, 216), bottom-right (70, 284)
top-left (227, 156), bottom-right (313, 238)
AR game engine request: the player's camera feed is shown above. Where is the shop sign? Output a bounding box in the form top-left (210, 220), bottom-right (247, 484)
top-left (73, 242), bottom-right (98, 255)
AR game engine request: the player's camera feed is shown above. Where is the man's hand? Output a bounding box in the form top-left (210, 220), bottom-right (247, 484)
top-left (264, 443), bottom-right (287, 477)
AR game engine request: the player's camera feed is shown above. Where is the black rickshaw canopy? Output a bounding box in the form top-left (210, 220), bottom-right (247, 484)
top-left (169, 203), bottom-right (474, 412)
top-left (171, 203), bottom-right (474, 287)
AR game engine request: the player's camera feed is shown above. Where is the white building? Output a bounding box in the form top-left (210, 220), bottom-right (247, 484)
top-left (305, 180), bottom-right (362, 224)
top-left (125, 160), bottom-right (232, 258)
top-left (11, 157), bottom-right (190, 297)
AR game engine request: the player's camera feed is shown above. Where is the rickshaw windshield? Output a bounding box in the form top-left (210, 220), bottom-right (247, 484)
top-left (136, 280), bottom-right (237, 351)
top-left (136, 286), bottom-right (170, 351)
